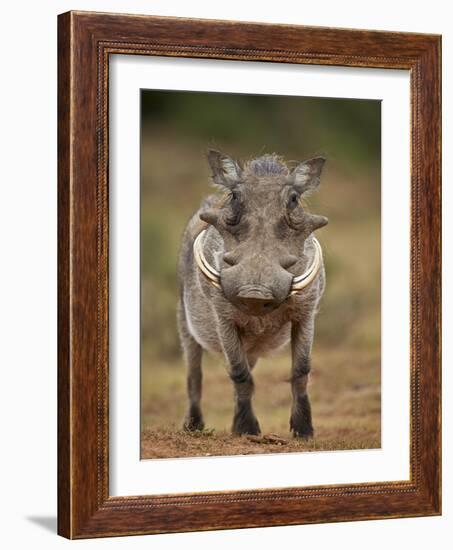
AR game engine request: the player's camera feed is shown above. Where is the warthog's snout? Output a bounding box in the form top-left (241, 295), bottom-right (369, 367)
top-left (235, 285), bottom-right (280, 316)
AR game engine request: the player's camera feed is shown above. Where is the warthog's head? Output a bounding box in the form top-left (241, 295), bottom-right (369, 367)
top-left (199, 150), bottom-right (328, 316)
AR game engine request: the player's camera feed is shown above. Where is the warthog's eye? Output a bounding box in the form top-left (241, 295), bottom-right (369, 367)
top-left (287, 191), bottom-right (300, 211)
top-left (285, 191), bottom-right (305, 231)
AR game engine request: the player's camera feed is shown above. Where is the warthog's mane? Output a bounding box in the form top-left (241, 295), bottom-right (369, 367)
top-left (243, 154), bottom-right (290, 179)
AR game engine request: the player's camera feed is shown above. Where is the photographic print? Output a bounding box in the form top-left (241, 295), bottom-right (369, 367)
top-left (140, 90), bottom-right (381, 459)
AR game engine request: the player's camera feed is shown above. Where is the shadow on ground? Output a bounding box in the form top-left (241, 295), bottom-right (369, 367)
top-left (26, 516), bottom-right (57, 534)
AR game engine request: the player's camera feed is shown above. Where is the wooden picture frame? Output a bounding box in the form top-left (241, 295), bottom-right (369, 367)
top-left (58, 10), bottom-right (441, 539)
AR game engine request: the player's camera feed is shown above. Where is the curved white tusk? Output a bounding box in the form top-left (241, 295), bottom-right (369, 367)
top-left (290, 237), bottom-right (323, 294)
top-left (193, 229), bottom-right (323, 294)
top-left (193, 229), bottom-right (221, 289)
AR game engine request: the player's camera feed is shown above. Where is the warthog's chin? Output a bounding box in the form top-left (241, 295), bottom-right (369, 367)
top-left (231, 298), bottom-right (282, 317)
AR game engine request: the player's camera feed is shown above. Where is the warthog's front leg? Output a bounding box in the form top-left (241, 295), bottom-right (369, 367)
top-left (217, 319), bottom-right (261, 435)
top-left (290, 318), bottom-right (315, 438)
top-left (178, 299), bottom-right (204, 432)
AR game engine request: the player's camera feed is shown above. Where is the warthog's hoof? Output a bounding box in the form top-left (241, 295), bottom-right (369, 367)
top-left (183, 408), bottom-right (205, 432)
top-left (232, 414), bottom-right (261, 436)
top-left (291, 427), bottom-right (314, 439)
top-left (290, 414), bottom-right (314, 439)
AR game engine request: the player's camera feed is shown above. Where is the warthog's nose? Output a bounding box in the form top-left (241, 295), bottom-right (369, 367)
top-left (236, 286), bottom-right (278, 315)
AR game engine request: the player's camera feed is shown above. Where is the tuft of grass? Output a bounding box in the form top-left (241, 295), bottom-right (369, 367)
top-left (183, 428), bottom-right (216, 438)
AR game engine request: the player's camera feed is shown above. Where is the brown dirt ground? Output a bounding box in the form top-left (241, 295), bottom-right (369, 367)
top-left (141, 429), bottom-right (380, 459)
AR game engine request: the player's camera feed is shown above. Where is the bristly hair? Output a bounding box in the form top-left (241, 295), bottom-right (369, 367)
top-left (244, 154), bottom-right (289, 179)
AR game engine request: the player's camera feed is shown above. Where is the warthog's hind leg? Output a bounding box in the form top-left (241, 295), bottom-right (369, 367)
top-left (178, 299), bottom-right (205, 432)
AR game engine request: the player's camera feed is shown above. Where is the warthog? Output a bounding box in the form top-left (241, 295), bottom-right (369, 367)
top-left (177, 150), bottom-right (328, 437)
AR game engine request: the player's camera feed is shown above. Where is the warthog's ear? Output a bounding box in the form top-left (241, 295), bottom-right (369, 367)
top-left (207, 149), bottom-right (242, 188)
top-left (289, 156), bottom-right (326, 194)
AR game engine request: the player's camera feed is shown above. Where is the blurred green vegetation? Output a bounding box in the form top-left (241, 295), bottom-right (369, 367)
top-left (140, 90), bottom-right (381, 369)
top-left (141, 92), bottom-right (380, 169)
